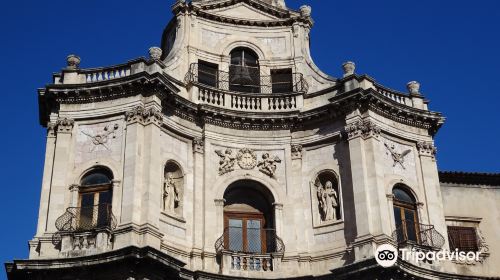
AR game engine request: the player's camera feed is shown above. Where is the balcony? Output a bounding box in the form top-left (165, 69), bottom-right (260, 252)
top-left (392, 221), bottom-right (445, 251)
top-left (215, 228), bottom-right (284, 273)
top-left (185, 63), bottom-right (308, 112)
top-left (52, 204), bottom-right (117, 257)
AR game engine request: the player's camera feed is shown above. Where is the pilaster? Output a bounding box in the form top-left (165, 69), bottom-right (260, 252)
top-left (192, 136), bottom-right (205, 270)
top-left (46, 117), bottom-right (74, 232)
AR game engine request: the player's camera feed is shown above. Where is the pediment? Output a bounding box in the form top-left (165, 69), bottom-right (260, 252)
top-left (211, 3), bottom-right (281, 21)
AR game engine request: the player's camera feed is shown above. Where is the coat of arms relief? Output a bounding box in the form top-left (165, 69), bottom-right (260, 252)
top-left (75, 121), bottom-right (123, 164)
top-left (215, 148), bottom-right (281, 178)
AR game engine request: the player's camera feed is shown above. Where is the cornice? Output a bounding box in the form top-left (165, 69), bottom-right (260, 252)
top-left (173, 0), bottom-right (312, 28)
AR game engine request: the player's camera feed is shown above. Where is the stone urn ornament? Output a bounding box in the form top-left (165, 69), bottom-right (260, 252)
top-left (342, 61), bottom-right (355, 77)
top-left (407, 81), bottom-right (421, 96)
top-left (66, 54), bottom-right (81, 70)
top-left (300, 5), bottom-right (312, 18)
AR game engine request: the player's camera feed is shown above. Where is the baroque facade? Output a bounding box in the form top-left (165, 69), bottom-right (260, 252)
top-left (5, 0), bottom-right (500, 279)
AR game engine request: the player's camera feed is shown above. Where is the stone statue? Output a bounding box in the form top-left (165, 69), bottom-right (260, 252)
top-left (257, 153), bottom-right (281, 177)
top-left (163, 173), bottom-right (180, 212)
top-left (215, 149), bottom-right (236, 175)
top-left (316, 181), bottom-right (338, 221)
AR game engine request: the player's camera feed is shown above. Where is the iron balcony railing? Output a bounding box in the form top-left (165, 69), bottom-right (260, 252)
top-left (186, 63), bottom-right (309, 94)
top-left (55, 204), bottom-right (117, 233)
top-left (392, 220), bottom-right (445, 250)
top-left (215, 227), bottom-right (285, 255)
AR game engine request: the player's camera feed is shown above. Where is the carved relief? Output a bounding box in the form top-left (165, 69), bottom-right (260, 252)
top-left (380, 139), bottom-right (417, 182)
top-left (257, 153), bottom-right (281, 177)
top-left (236, 148), bottom-right (257, 170)
top-left (76, 121), bottom-right (123, 165)
top-left (291, 144), bottom-right (303, 159)
top-left (163, 161), bottom-right (184, 216)
top-left (215, 149), bottom-right (237, 175)
top-left (311, 171), bottom-right (341, 224)
top-left (81, 124), bottom-right (119, 152)
top-left (345, 119), bottom-right (381, 140)
top-left (384, 142), bottom-right (412, 169)
top-left (214, 148), bottom-right (282, 178)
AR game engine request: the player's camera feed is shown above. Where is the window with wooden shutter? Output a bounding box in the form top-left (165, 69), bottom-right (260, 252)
top-left (448, 226), bottom-right (479, 252)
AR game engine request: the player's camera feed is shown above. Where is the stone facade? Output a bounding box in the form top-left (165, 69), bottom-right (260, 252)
top-left (5, 1), bottom-right (500, 279)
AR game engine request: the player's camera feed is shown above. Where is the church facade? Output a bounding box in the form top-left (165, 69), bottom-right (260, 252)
top-left (5, 0), bottom-right (500, 279)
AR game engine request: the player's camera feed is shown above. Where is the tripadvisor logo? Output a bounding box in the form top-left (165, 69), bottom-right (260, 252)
top-left (375, 244), bottom-right (398, 267)
top-left (374, 243), bottom-right (482, 267)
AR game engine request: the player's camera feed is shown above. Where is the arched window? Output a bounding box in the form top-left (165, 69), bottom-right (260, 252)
top-left (78, 168), bottom-right (113, 230)
top-left (393, 185), bottom-right (419, 244)
top-left (229, 48), bottom-right (260, 93)
top-left (222, 180), bottom-right (280, 254)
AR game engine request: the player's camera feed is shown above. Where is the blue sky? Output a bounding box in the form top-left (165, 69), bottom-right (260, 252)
top-left (1, 0), bottom-right (499, 277)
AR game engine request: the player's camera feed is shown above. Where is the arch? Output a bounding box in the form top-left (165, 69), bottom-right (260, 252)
top-left (385, 176), bottom-right (421, 203)
top-left (222, 40), bottom-right (266, 60)
top-left (72, 159), bottom-right (121, 186)
top-left (213, 169), bottom-right (284, 204)
top-left (80, 167), bottom-right (113, 187)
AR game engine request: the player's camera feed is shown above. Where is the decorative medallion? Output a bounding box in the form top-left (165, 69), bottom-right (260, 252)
top-left (237, 148), bottom-right (258, 170)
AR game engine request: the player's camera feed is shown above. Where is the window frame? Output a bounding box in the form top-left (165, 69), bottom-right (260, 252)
top-left (448, 226), bottom-right (479, 252)
top-left (224, 211), bottom-right (266, 254)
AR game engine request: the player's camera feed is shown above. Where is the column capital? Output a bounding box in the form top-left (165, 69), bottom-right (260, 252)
top-left (125, 106), bottom-right (163, 126)
top-left (69, 184), bottom-right (80, 192)
top-left (56, 117), bottom-right (75, 134)
top-left (273, 203), bottom-right (284, 210)
top-left (214, 199), bottom-right (225, 207)
top-left (193, 137), bottom-right (204, 154)
top-left (417, 141), bottom-right (437, 159)
top-left (345, 119), bottom-right (381, 140)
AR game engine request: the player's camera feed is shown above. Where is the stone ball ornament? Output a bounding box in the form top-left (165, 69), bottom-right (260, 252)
top-left (148, 47), bottom-right (163, 60)
top-left (407, 81), bottom-right (421, 95)
top-left (66, 54), bottom-right (81, 69)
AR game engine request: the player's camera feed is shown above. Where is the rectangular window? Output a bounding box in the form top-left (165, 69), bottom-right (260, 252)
top-left (198, 60), bottom-right (218, 88)
top-left (271, 68), bottom-right (293, 93)
top-left (448, 226), bottom-right (479, 252)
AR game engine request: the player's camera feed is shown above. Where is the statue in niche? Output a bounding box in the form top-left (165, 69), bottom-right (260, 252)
top-left (315, 180), bottom-right (339, 221)
top-left (257, 153), bottom-right (281, 177)
top-left (215, 149), bottom-right (236, 175)
top-left (163, 173), bottom-right (180, 212)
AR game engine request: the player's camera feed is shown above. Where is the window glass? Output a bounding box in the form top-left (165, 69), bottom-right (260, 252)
top-left (81, 170), bottom-right (112, 186)
top-left (198, 60), bottom-right (218, 88)
top-left (247, 220), bottom-right (262, 253)
top-left (228, 219), bottom-right (243, 252)
top-left (393, 188), bottom-right (414, 203)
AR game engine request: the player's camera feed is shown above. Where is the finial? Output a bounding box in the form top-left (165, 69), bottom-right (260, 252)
top-left (148, 47), bottom-right (162, 60)
top-left (407, 81), bottom-right (421, 95)
top-left (342, 61), bottom-right (355, 77)
top-left (300, 5), bottom-right (312, 18)
top-left (66, 54), bottom-right (81, 70)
